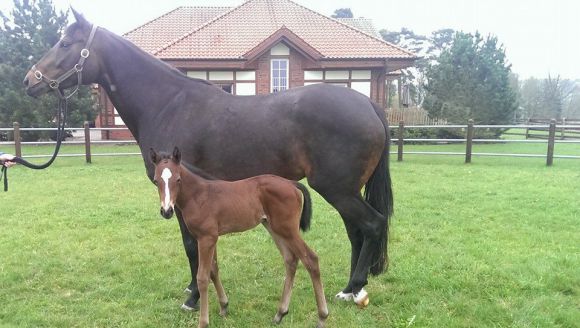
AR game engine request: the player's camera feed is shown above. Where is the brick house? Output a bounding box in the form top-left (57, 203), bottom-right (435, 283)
top-left (96, 0), bottom-right (416, 139)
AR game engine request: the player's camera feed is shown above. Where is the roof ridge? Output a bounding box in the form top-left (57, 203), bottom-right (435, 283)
top-left (123, 6), bottom-right (183, 37)
top-left (154, 0), bottom-right (255, 56)
top-left (285, 0), bottom-right (416, 58)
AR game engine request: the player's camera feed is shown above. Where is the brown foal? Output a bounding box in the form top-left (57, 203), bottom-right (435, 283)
top-left (150, 147), bottom-right (328, 328)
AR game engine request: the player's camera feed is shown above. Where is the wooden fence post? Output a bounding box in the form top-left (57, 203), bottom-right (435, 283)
top-left (84, 121), bottom-right (91, 164)
top-left (546, 119), bottom-right (556, 166)
top-left (397, 120), bottom-right (404, 162)
top-left (465, 119), bottom-right (474, 163)
top-left (13, 122), bottom-right (22, 157)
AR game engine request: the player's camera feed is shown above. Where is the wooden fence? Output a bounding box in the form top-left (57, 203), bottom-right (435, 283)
top-left (2, 120), bottom-right (580, 166)
top-left (524, 118), bottom-right (580, 140)
top-left (386, 108), bottom-right (447, 125)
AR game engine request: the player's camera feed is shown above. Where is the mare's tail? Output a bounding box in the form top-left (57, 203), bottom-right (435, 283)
top-left (365, 102), bottom-right (394, 276)
top-left (294, 182), bottom-right (312, 232)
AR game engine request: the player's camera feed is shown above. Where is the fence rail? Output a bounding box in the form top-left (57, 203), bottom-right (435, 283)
top-left (2, 120), bottom-right (580, 166)
top-left (390, 119), bottom-right (580, 165)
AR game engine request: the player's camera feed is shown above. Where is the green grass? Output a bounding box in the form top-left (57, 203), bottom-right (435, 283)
top-left (0, 144), bottom-right (579, 327)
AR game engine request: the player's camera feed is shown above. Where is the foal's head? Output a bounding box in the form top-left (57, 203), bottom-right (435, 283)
top-left (150, 147), bottom-right (182, 219)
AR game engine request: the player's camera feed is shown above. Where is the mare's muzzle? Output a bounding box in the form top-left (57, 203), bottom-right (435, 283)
top-left (160, 206), bottom-right (174, 219)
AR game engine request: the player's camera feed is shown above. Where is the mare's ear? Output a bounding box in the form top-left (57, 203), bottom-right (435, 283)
top-left (172, 146), bottom-right (181, 164)
top-left (149, 148), bottom-right (159, 164)
top-left (71, 7), bottom-right (89, 27)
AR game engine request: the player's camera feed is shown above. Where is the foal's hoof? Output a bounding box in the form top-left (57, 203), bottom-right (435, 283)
top-left (219, 301), bottom-right (229, 317)
top-left (335, 291), bottom-right (353, 301)
top-left (353, 289), bottom-right (369, 308)
top-left (272, 310), bottom-right (289, 324)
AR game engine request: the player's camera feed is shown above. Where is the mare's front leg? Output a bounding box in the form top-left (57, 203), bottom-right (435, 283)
top-left (176, 208), bottom-right (201, 311)
top-left (196, 235), bottom-right (218, 328)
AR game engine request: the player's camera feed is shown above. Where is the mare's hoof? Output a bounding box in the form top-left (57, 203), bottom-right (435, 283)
top-left (272, 310), bottom-right (289, 324)
top-left (181, 303), bottom-right (199, 311)
top-left (181, 299), bottom-right (200, 311)
top-left (353, 289), bottom-right (369, 308)
top-left (334, 291), bottom-right (353, 301)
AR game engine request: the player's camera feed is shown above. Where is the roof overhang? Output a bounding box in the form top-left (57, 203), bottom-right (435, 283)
top-left (243, 27), bottom-right (323, 64)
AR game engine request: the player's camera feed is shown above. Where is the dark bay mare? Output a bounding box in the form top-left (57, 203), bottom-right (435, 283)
top-left (23, 10), bottom-right (393, 309)
top-left (150, 147), bottom-right (328, 328)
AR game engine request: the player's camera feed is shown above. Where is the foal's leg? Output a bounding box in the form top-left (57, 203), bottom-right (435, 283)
top-left (210, 248), bottom-right (228, 316)
top-left (264, 223), bottom-right (298, 324)
top-left (196, 236), bottom-right (218, 328)
top-left (285, 236), bottom-right (329, 328)
top-left (175, 208), bottom-right (200, 311)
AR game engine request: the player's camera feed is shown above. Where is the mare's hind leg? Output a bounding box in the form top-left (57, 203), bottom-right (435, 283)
top-left (175, 208), bottom-right (200, 311)
top-left (210, 248), bottom-right (229, 316)
top-left (335, 220), bottom-right (363, 301)
top-left (263, 223), bottom-right (297, 324)
top-left (312, 183), bottom-right (387, 308)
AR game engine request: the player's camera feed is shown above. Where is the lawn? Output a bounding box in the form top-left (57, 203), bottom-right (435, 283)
top-left (0, 144), bottom-right (578, 327)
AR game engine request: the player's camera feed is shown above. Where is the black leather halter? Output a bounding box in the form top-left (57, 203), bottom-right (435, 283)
top-left (30, 24), bottom-right (98, 100)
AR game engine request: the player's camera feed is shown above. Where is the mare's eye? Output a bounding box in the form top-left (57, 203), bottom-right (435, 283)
top-left (60, 40), bottom-right (71, 48)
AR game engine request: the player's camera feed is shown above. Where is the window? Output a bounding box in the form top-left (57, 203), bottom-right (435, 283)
top-left (271, 59), bottom-right (289, 93)
top-left (215, 83), bottom-right (233, 94)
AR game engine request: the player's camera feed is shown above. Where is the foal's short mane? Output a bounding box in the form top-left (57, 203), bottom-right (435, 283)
top-left (157, 152), bottom-right (217, 181)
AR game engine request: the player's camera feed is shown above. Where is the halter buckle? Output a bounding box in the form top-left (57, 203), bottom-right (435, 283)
top-left (49, 80), bottom-right (59, 89)
top-left (74, 64), bottom-right (83, 72)
top-left (34, 69), bottom-right (43, 81)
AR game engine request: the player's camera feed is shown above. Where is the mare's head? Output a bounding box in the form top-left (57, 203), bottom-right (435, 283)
top-left (23, 9), bottom-right (101, 97)
top-left (150, 147), bottom-right (183, 220)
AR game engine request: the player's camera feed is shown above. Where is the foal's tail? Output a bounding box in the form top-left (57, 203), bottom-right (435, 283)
top-left (365, 102), bottom-right (394, 276)
top-left (294, 182), bottom-right (312, 232)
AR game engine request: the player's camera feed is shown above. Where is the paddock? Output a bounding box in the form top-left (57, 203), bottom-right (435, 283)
top-left (0, 148), bottom-right (578, 327)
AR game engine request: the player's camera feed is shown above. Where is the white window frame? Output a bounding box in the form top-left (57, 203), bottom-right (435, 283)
top-left (270, 59), bottom-right (289, 93)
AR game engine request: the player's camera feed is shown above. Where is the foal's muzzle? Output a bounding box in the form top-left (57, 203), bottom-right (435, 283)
top-left (160, 207), bottom-right (174, 219)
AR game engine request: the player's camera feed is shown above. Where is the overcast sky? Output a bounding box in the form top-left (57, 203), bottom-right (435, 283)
top-left (2, 0), bottom-right (579, 80)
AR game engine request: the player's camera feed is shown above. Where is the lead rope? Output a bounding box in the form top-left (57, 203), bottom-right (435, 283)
top-left (2, 97), bottom-right (67, 192)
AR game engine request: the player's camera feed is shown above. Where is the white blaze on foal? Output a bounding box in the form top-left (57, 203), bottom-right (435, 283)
top-left (161, 167), bottom-right (173, 211)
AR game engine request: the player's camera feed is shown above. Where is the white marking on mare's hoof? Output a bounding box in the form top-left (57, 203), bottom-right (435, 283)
top-left (335, 291), bottom-right (353, 301)
top-left (354, 288), bottom-right (369, 308)
top-left (184, 287), bottom-right (192, 293)
top-left (181, 303), bottom-right (196, 311)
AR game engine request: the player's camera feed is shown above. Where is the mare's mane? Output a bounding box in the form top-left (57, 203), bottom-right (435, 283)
top-left (67, 19), bottom-right (219, 90)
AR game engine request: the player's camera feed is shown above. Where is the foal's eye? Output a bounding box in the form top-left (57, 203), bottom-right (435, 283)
top-left (177, 178), bottom-right (182, 184)
top-left (153, 180), bottom-right (158, 186)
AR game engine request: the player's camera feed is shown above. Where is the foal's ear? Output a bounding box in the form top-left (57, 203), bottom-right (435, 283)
top-left (149, 148), bottom-right (159, 164)
top-left (172, 146), bottom-right (181, 164)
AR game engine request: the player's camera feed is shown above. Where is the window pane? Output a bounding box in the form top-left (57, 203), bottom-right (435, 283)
top-left (273, 60), bottom-right (279, 70)
top-left (279, 60), bottom-right (287, 69)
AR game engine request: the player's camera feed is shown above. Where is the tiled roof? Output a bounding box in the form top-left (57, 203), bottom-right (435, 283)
top-left (336, 18), bottom-right (382, 39)
top-left (123, 6), bottom-right (231, 54)
top-left (127, 0), bottom-right (415, 60)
